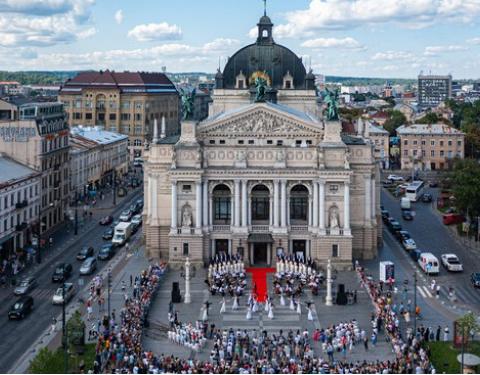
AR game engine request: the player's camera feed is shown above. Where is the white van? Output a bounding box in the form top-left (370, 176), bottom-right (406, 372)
top-left (418, 252), bottom-right (440, 275)
top-left (400, 197), bottom-right (411, 210)
top-left (112, 222), bottom-right (132, 246)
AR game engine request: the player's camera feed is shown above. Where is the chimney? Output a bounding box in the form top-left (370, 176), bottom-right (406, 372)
top-left (160, 115), bottom-right (166, 139)
top-left (152, 118), bottom-right (159, 143)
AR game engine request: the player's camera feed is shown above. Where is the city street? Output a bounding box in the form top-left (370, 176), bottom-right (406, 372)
top-left (0, 187), bottom-right (143, 374)
top-left (380, 186), bottom-right (480, 315)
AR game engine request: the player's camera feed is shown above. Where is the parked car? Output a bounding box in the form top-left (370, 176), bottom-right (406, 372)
top-left (389, 221), bottom-right (402, 234)
top-left (410, 249), bottom-right (422, 262)
top-left (421, 193), bottom-right (433, 203)
top-left (99, 215), bottom-right (113, 225)
top-left (52, 263), bottom-right (73, 282)
top-left (119, 210), bottom-right (132, 222)
top-left (52, 283), bottom-right (75, 305)
top-left (396, 230), bottom-right (410, 242)
top-left (130, 202), bottom-right (142, 215)
top-left (441, 254), bottom-right (463, 272)
top-left (76, 246), bottom-right (94, 261)
top-left (382, 179), bottom-right (393, 187)
top-left (14, 277), bottom-right (37, 296)
top-left (402, 210), bottom-right (414, 221)
top-left (131, 214), bottom-right (142, 228)
top-left (381, 209), bottom-right (389, 220)
top-left (443, 213), bottom-right (464, 225)
top-left (402, 238), bottom-right (417, 251)
top-left (102, 228), bottom-right (114, 240)
top-left (98, 244), bottom-right (115, 261)
top-left (388, 174), bottom-right (404, 181)
top-left (136, 198), bottom-right (144, 208)
top-left (8, 296), bottom-right (34, 320)
top-left (79, 257), bottom-right (97, 275)
top-left (429, 181), bottom-right (438, 188)
top-left (385, 217), bottom-right (396, 229)
top-left (471, 272), bottom-right (480, 288)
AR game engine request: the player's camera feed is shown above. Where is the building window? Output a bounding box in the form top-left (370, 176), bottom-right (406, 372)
top-left (73, 112), bottom-right (82, 120)
top-left (285, 80), bottom-right (292, 89)
top-left (251, 197), bottom-right (269, 220)
top-left (306, 140), bottom-right (313, 145)
top-left (219, 140), bottom-right (225, 145)
top-left (403, 149), bottom-right (408, 156)
top-left (183, 243), bottom-right (189, 256)
top-left (214, 197), bottom-right (231, 220)
top-left (238, 140), bottom-right (244, 145)
top-left (440, 140), bottom-right (444, 146)
top-left (277, 140), bottom-right (283, 146)
top-left (440, 150), bottom-right (444, 157)
top-left (457, 140), bottom-right (462, 146)
top-left (290, 185), bottom-right (308, 221)
top-left (238, 80), bottom-right (244, 89)
top-left (209, 140), bottom-right (215, 144)
top-left (431, 150), bottom-right (435, 156)
top-left (135, 113), bottom-right (142, 121)
top-left (248, 140), bottom-right (254, 145)
top-left (421, 140), bottom-right (426, 145)
top-left (121, 113), bottom-right (131, 121)
top-left (109, 113), bottom-right (116, 121)
top-left (85, 113), bottom-right (92, 120)
top-left (182, 184), bottom-right (191, 192)
top-left (296, 140), bottom-right (302, 146)
top-left (413, 150), bottom-right (417, 156)
top-left (332, 244), bottom-right (339, 258)
top-left (431, 140), bottom-right (435, 146)
top-left (404, 140), bottom-right (408, 145)
top-left (422, 150), bottom-right (426, 157)
top-left (267, 140), bottom-right (273, 145)
top-left (121, 101), bottom-right (130, 110)
top-left (448, 140), bottom-right (452, 146)
top-left (413, 140), bottom-right (417, 145)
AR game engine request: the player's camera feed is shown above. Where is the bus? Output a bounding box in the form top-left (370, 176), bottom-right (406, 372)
top-left (405, 180), bottom-right (424, 202)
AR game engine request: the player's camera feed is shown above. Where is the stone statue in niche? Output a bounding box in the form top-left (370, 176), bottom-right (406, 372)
top-left (318, 148), bottom-right (325, 168)
top-left (171, 149), bottom-right (177, 169)
top-left (344, 150), bottom-right (350, 169)
top-left (329, 204), bottom-right (340, 229)
top-left (182, 203), bottom-right (192, 227)
top-left (237, 150), bottom-right (246, 162)
top-left (276, 149), bottom-right (286, 162)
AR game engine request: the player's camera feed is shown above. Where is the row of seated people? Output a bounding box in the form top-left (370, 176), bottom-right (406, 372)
top-left (205, 255), bottom-right (246, 297)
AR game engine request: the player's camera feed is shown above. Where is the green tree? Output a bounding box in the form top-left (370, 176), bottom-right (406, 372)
top-left (451, 159), bottom-right (480, 220)
top-left (416, 112), bottom-right (440, 124)
top-left (383, 109), bottom-right (407, 135)
top-left (28, 347), bottom-right (65, 374)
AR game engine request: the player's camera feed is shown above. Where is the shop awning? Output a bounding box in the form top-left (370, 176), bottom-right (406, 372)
top-left (248, 233), bottom-right (273, 243)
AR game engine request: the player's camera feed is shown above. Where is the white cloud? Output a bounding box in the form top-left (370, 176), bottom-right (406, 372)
top-left (276, 0), bottom-right (480, 37)
top-left (466, 37), bottom-right (480, 45)
top-left (371, 51), bottom-right (416, 61)
top-left (424, 45), bottom-right (468, 56)
top-left (202, 38), bottom-right (240, 53)
top-left (301, 37), bottom-right (364, 50)
top-left (0, 0), bottom-right (95, 47)
top-left (127, 22), bottom-right (182, 42)
top-left (114, 9), bottom-right (123, 25)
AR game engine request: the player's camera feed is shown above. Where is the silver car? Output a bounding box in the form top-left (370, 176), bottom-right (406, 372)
top-left (52, 283), bottom-right (75, 305)
top-left (14, 277), bottom-right (37, 296)
top-left (79, 257), bottom-right (97, 275)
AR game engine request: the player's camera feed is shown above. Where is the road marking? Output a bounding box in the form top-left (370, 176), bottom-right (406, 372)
top-left (417, 286), bottom-right (426, 298)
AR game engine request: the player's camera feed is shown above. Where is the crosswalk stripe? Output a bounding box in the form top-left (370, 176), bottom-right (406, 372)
top-left (417, 286), bottom-right (426, 298)
top-left (422, 286), bottom-right (433, 298)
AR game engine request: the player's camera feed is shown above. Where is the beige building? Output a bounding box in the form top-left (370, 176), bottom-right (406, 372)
top-left (0, 102), bottom-right (70, 233)
top-left (356, 118), bottom-right (390, 169)
top-left (70, 126), bottom-right (129, 200)
top-left (397, 124), bottom-right (464, 171)
top-left (59, 71), bottom-right (179, 159)
top-left (143, 14), bottom-right (381, 269)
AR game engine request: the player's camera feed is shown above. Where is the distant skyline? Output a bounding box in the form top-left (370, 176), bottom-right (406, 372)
top-left (0, 0), bottom-right (479, 79)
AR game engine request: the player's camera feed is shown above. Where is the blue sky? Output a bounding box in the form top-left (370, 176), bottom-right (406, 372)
top-left (0, 0), bottom-right (479, 78)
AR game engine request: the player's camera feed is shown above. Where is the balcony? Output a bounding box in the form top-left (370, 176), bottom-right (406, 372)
top-left (290, 225), bottom-right (308, 233)
top-left (15, 222), bottom-right (28, 231)
top-left (15, 200), bottom-right (28, 209)
top-left (250, 225), bottom-right (270, 233)
top-left (325, 228), bottom-right (345, 236)
top-left (212, 225), bottom-right (231, 233)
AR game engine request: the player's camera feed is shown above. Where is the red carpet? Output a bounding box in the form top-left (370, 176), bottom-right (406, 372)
top-left (246, 268), bottom-right (276, 302)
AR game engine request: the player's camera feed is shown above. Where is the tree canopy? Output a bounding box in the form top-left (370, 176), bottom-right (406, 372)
top-left (383, 110), bottom-right (407, 135)
top-left (451, 158), bottom-right (480, 220)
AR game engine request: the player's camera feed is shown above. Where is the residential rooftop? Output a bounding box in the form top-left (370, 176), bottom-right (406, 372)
top-left (0, 155), bottom-right (38, 187)
top-left (396, 124), bottom-right (464, 135)
top-left (70, 126), bottom-right (128, 145)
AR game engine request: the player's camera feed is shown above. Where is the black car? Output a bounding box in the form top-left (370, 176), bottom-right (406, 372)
top-left (98, 244), bottom-right (115, 261)
top-left (102, 228), bottom-right (114, 240)
top-left (410, 249), bottom-right (422, 262)
top-left (136, 198), bottom-right (144, 209)
top-left (422, 193), bottom-right (433, 203)
top-left (385, 217), bottom-right (396, 229)
top-left (99, 215), bottom-right (113, 226)
top-left (396, 230), bottom-right (411, 242)
top-left (388, 220), bottom-right (401, 232)
top-left (381, 209), bottom-right (389, 221)
top-left (8, 296), bottom-right (33, 320)
top-left (52, 263), bottom-right (73, 282)
top-left (471, 272), bottom-right (480, 288)
top-left (402, 210), bottom-right (413, 221)
top-left (76, 246), bottom-right (94, 261)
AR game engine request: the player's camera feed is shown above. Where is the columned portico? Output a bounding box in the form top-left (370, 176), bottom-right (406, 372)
top-left (195, 181), bottom-right (202, 229)
top-left (171, 181), bottom-right (177, 229)
top-left (280, 180), bottom-right (287, 228)
top-left (319, 180), bottom-right (326, 234)
top-left (241, 180), bottom-right (248, 227)
top-left (364, 176), bottom-right (372, 224)
top-left (234, 179), bottom-right (241, 227)
top-left (273, 180), bottom-right (280, 228)
top-left (312, 181), bottom-right (319, 227)
top-left (344, 181), bottom-right (351, 234)
top-left (202, 179), bottom-right (208, 228)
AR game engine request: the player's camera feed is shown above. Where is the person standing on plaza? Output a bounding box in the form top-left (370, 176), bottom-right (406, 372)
top-left (443, 326), bottom-right (449, 341)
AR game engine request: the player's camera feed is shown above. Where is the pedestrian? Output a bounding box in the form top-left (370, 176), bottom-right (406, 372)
top-left (326, 343), bottom-right (334, 363)
top-left (443, 326), bottom-right (449, 342)
top-left (121, 280), bottom-right (126, 292)
top-left (371, 332), bottom-right (377, 346)
top-left (363, 336), bottom-right (369, 351)
top-left (130, 274), bottom-right (133, 287)
top-left (436, 285), bottom-right (440, 299)
top-left (87, 302), bottom-right (93, 321)
top-left (50, 317), bottom-right (57, 334)
top-left (436, 325), bottom-right (441, 341)
top-left (111, 308), bottom-right (116, 322)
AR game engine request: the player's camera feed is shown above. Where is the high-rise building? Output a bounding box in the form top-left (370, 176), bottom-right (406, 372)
top-left (0, 102), bottom-right (70, 233)
top-left (418, 74), bottom-right (452, 109)
top-left (59, 70), bottom-right (179, 159)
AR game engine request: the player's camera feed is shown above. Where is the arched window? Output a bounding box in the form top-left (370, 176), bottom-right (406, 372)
top-left (251, 184), bottom-right (270, 222)
top-left (213, 184), bottom-right (231, 224)
top-left (290, 184), bottom-right (308, 223)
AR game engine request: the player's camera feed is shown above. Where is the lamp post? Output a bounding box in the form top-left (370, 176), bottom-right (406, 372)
top-left (62, 265), bottom-right (68, 373)
top-left (413, 271), bottom-right (417, 334)
top-left (325, 259), bottom-right (333, 306)
top-left (112, 170), bottom-right (117, 206)
top-left (107, 268), bottom-right (112, 318)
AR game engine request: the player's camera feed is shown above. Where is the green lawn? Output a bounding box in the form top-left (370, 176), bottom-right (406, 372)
top-left (428, 341), bottom-right (480, 374)
top-left (28, 343), bottom-right (96, 374)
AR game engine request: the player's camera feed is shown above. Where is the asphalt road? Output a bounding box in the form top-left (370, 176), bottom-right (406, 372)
top-left (0, 189), bottom-right (142, 373)
top-left (381, 187), bottom-right (480, 313)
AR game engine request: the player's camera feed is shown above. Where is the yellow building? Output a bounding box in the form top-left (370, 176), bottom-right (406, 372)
top-left (59, 70), bottom-right (179, 160)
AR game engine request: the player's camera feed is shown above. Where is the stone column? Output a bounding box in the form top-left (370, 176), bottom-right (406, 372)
top-left (344, 181), bottom-right (350, 231)
top-left (371, 176), bottom-right (376, 221)
top-left (326, 259), bottom-right (333, 306)
top-left (365, 176), bottom-right (371, 223)
top-left (313, 181), bottom-right (319, 227)
top-left (280, 180), bottom-right (287, 227)
top-left (241, 180), bottom-right (248, 227)
top-left (202, 179), bottom-right (208, 228)
top-left (195, 181), bottom-right (202, 229)
top-left (171, 181), bottom-right (177, 229)
top-left (308, 196), bottom-right (313, 227)
top-left (234, 179), bottom-right (241, 227)
top-left (209, 188), bottom-right (213, 227)
top-left (273, 180), bottom-right (280, 228)
top-left (184, 257), bottom-right (191, 304)
top-left (269, 194), bottom-right (273, 226)
top-left (319, 180), bottom-right (326, 231)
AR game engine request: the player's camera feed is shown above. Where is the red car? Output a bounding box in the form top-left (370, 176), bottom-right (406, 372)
top-left (442, 214), bottom-right (464, 225)
top-left (99, 215), bottom-right (113, 225)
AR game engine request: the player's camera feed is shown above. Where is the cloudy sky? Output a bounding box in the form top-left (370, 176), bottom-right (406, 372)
top-left (0, 0), bottom-right (479, 78)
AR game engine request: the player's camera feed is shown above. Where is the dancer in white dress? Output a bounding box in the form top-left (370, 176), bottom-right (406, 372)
top-left (264, 296), bottom-right (270, 313)
top-left (202, 306), bottom-right (208, 321)
top-left (268, 304), bottom-right (274, 319)
top-left (296, 300), bottom-right (301, 314)
top-left (232, 295), bottom-right (239, 310)
top-left (307, 302), bottom-right (314, 321)
top-left (246, 306), bottom-right (252, 320)
top-left (220, 297), bottom-right (226, 314)
top-left (289, 297), bottom-right (295, 311)
top-left (280, 293), bottom-right (286, 306)
top-left (252, 298), bottom-right (258, 313)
